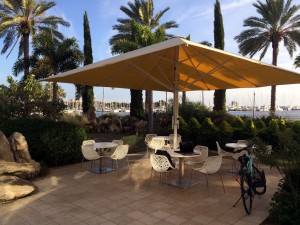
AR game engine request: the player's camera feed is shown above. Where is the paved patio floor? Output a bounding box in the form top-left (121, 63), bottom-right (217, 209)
top-left (0, 153), bottom-right (280, 225)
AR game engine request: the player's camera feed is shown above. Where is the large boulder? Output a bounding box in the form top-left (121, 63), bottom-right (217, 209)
top-left (0, 132), bottom-right (41, 203)
top-left (0, 175), bottom-right (38, 203)
top-left (0, 131), bottom-right (14, 162)
top-left (9, 132), bottom-right (32, 163)
top-left (0, 160), bottom-right (41, 179)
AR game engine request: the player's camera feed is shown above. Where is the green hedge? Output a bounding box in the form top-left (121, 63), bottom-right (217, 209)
top-left (0, 118), bottom-right (87, 166)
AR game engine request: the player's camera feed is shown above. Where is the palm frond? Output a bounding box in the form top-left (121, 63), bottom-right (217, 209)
top-left (111, 39), bottom-right (138, 55)
top-left (294, 54), bottom-right (300, 68)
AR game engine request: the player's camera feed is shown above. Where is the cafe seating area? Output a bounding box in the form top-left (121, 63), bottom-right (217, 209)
top-left (0, 139), bottom-right (281, 225)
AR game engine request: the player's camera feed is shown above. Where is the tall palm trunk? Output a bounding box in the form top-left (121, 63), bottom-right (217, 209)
top-left (23, 33), bottom-right (30, 80)
top-left (270, 41), bottom-right (279, 117)
top-left (148, 90), bottom-right (153, 132)
top-left (53, 82), bottom-right (58, 102)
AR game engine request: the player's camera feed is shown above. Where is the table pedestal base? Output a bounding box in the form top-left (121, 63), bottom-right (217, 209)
top-left (169, 179), bottom-right (198, 188)
top-left (91, 167), bottom-right (114, 174)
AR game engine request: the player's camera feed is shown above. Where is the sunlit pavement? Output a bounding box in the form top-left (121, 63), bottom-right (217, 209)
top-left (0, 153), bottom-right (280, 225)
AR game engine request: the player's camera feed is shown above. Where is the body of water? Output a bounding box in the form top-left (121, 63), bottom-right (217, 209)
top-left (228, 110), bottom-right (300, 121)
top-left (95, 110), bottom-right (300, 120)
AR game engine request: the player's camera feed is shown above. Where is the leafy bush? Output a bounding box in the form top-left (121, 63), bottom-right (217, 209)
top-left (254, 129), bottom-right (300, 225)
top-left (269, 170), bottom-right (300, 225)
top-left (217, 121), bottom-right (233, 146)
top-left (186, 117), bottom-right (201, 144)
top-left (241, 118), bottom-right (257, 139)
top-left (0, 118), bottom-right (86, 166)
top-left (199, 118), bottom-right (217, 149)
top-left (179, 102), bottom-right (210, 124)
top-left (0, 75), bottom-right (65, 120)
top-left (266, 119), bottom-right (280, 148)
top-left (230, 116), bottom-right (245, 128)
top-left (254, 118), bottom-right (266, 130)
top-left (178, 116), bottom-right (188, 138)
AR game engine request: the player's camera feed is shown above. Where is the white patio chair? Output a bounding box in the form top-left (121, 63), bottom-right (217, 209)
top-left (83, 140), bottom-right (96, 145)
top-left (112, 139), bottom-right (123, 146)
top-left (80, 141), bottom-right (100, 173)
top-left (148, 137), bottom-right (165, 153)
top-left (110, 144), bottom-right (130, 172)
top-left (191, 155), bottom-right (225, 195)
top-left (216, 142), bottom-right (234, 158)
top-left (148, 153), bottom-right (176, 189)
top-left (168, 134), bottom-right (182, 149)
top-left (185, 145), bottom-right (209, 168)
top-left (145, 134), bottom-right (157, 156)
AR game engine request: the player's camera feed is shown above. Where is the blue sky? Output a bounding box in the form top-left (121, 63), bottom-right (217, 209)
top-left (1, 0), bottom-right (300, 107)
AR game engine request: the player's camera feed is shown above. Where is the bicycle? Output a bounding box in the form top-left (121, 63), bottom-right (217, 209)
top-left (232, 148), bottom-right (267, 214)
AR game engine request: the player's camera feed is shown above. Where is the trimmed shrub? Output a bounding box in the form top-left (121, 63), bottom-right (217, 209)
top-left (0, 118), bottom-right (87, 166)
top-left (269, 169), bottom-right (300, 225)
top-left (178, 116), bottom-right (188, 138)
top-left (217, 121), bottom-right (233, 146)
top-left (241, 119), bottom-right (257, 139)
top-left (254, 118), bottom-right (266, 130)
top-left (230, 116), bottom-right (245, 128)
top-left (186, 117), bottom-right (201, 144)
top-left (258, 119), bottom-right (280, 148)
top-left (199, 118), bottom-right (217, 149)
top-left (291, 121), bottom-right (300, 143)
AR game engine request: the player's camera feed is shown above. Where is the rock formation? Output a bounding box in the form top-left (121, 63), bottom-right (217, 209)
top-left (0, 131), bottom-right (40, 203)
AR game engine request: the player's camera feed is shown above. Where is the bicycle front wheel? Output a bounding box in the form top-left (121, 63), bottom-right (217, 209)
top-left (241, 173), bottom-right (253, 214)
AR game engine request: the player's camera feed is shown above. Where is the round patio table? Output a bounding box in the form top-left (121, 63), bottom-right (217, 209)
top-left (95, 142), bottom-right (118, 173)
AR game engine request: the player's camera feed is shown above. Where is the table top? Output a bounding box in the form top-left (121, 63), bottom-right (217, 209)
top-left (168, 150), bottom-right (200, 158)
top-left (95, 142), bottom-right (118, 149)
top-left (225, 143), bottom-right (247, 149)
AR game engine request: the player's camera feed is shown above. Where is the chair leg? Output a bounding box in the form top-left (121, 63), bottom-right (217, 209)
top-left (219, 172), bottom-right (225, 193)
top-left (79, 157), bottom-right (84, 172)
top-left (148, 169), bottom-right (154, 190)
top-left (116, 160), bottom-right (119, 172)
top-left (206, 174), bottom-right (210, 196)
top-left (126, 158), bottom-right (130, 171)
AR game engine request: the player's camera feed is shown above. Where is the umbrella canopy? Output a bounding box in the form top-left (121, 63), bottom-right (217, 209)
top-left (44, 37), bottom-right (300, 92)
top-left (44, 37), bottom-right (300, 149)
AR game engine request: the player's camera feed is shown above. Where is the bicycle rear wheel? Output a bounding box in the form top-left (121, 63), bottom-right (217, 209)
top-left (252, 165), bottom-right (266, 195)
top-left (241, 173), bottom-right (253, 214)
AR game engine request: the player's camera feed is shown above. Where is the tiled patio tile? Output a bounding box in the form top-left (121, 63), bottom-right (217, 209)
top-left (151, 210), bottom-right (171, 219)
top-left (85, 216), bottom-right (109, 225)
top-left (164, 215), bottom-right (187, 225)
top-left (0, 155), bottom-right (279, 225)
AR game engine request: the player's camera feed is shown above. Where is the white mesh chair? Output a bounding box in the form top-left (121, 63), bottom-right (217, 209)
top-left (148, 154), bottom-right (176, 189)
top-left (112, 140), bottom-right (123, 146)
top-left (191, 156), bottom-right (225, 195)
top-left (185, 145), bottom-right (209, 168)
top-left (168, 134), bottom-right (182, 149)
top-left (80, 141), bottom-right (100, 173)
top-left (148, 137), bottom-right (165, 153)
top-left (216, 142), bottom-right (234, 158)
top-left (145, 134), bottom-right (157, 156)
top-left (83, 140), bottom-right (96, 145)
top-left (110, 144), bottom-right (130, 171)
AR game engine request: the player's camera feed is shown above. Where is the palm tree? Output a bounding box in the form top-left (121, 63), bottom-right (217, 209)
top-left (110, 0), bottom-right (178, 131)
top-left (234, 0), bottom-right (300, 116)
top-left (13, 33), bottom-right (83, 101)
top-left (0, 0), bottom-right (70, 80)
top-left (294, 55), bottom-right (300, 68)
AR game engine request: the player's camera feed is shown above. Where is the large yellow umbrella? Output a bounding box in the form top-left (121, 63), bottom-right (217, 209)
top-left (44, 37), bottom-right (300, 148)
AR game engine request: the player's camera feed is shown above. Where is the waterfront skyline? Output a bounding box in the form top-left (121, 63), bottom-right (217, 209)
top-left (1, 0), bottom-right (300, 106)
